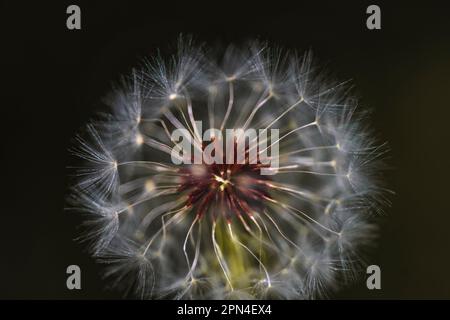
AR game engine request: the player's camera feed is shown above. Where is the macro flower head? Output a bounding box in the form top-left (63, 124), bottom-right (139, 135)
top-left (68, 37), bottom-right (391, 299)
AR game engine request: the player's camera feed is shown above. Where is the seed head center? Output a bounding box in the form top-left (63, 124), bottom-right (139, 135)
top-left (213, 174), bottom-right (232, 191)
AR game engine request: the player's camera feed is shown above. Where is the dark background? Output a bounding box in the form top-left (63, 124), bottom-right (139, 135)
top-left (1, 0), bottom-right (449, 299)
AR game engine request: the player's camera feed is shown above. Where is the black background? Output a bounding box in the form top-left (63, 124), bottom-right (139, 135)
top-left (1, 0), bottom-right (449, 299)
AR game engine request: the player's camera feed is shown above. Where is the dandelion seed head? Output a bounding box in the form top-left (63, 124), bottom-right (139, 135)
top-left (68, 37), bottom-right (391, 299)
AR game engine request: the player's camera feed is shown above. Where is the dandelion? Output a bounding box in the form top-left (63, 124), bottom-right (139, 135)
top-left (67, 38), bottom-right (391, 299)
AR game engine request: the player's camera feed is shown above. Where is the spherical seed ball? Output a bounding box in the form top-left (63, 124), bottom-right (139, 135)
top-left (68, 38), bottom-right (391, 299)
